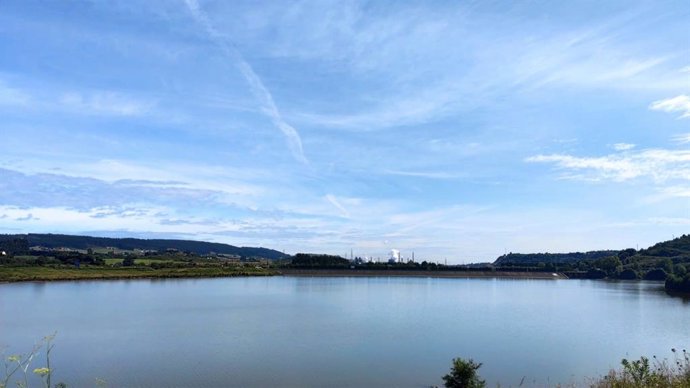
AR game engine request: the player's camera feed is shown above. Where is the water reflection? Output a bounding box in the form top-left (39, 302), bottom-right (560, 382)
top-left (0, 277), bottom-right (689, 387)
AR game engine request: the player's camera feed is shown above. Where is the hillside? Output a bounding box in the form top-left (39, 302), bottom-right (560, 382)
top-left (637, 234), bottom-right (690, 258)
top-left (493, 250), bottom-right (618, 266)
top-left (490, 235), bottom-right (690, 293)
top-left (0, 233), bottom-right (289, 260)
top-left (493, 234), bottom-right (690, 266)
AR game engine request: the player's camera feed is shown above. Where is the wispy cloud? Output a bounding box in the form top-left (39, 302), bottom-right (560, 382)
top-left (0, 81), bottom-right (30, 106)
top-left (649, 217), bottom-right (690, 226)
top-left (291, 13), bottom-right (684, 131)
top-left (59, 91), bottom-right (153, 116)
top-left (184, 0), bottom-right (307, 164)
top-left (527, 149), bottom-right (690, 183)
top-left (672, 133), bottom-right (690, 144)
top-left (0, 77), bottom-right (155, 117)
top-left (0, 163), bottom-right (267, 215)
top-left (649, 95), bottom-right (690, 119)
top-left (656, 186), bottom-right (690, 199)
top-left (382, 169), bottom-right (464, 180)
top-left (15, 213), bottom-right (38, 222)
top-left (612, 143), bottom-right (636, 151)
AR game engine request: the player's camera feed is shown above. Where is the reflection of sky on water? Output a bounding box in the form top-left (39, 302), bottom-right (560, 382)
top-left (1, 277), bottom-right (689, 387)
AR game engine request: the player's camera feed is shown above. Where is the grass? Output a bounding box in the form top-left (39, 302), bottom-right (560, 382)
top-left (0, 265), bottom-right (276, 282)
top-left (439, 351), bottom-right (690, 388)
top-left (590, 350), bottom-right (690, 388)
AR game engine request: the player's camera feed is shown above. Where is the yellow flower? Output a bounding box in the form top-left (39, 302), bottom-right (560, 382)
top-left (6, 355), bottom-right (20, 362)
top-left (33, 367), bottom-right (51, 376)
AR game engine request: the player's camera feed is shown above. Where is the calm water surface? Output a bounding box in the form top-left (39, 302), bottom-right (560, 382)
top-left (1, 277), bottom-right (688, 387)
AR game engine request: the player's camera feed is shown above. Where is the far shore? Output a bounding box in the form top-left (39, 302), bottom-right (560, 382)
top-left (279, 268), bottom-right (568, 279)
top-left (0, 266), bottom-right (276, 283)
top-left (0, 266), bottom-right (569, 283)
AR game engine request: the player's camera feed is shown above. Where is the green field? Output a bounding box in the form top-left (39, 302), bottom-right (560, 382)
top-left (0, 266), bottom-right (276, 282)
top-left (103, 258), bottom-right (180, 265)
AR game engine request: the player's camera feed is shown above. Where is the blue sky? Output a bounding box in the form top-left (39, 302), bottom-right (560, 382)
top-left (1, 0), bottom-right (689, 262)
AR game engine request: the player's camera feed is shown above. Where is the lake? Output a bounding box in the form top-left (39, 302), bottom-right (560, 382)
top-left (1, 277), bottom-right (688, 387)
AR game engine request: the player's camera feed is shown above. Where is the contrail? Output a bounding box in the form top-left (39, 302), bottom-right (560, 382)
top-left (184, 0), bottom-right (308, 164)
top-left (325, 194), bottom-right (350, 218)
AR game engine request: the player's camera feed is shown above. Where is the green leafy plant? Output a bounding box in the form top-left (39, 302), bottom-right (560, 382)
top-left (593, 349), bottom-right (690, 388)
top-left (442, 357), bottom-right (486, 388)
top-left (1, 334), bottom-right (65, 388)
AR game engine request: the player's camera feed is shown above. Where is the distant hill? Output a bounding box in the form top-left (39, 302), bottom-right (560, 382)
top-left (0, 233), bottom-right (289, 260)
top-left (493, 234), bottom-right (690, 266)
top-left (637, 234), bottom-right (690, 258)
top-left (493, 250), bottom-right (619, 266)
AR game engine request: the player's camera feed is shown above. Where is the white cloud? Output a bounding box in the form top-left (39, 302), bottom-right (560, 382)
top-left (1, 160), bottom-right (267, 205)
top-left (649, 95), bottom-right (690, 119)
top-left (672, 133), bottom-right (690, 144)
top-left (0, 81), bottom-right (30, 106)
top-left (15, 213), bottom-right (38, 221)
top-left (642, 185), bottom-right (690, 204)
top-left (527, 149), bottom-right (690, 183)
top-left (649, 217), bottom-right (690, 226)
top-left (0, 75), bottom-right (158, 118)
top-left (59, 92), bottom-right (153, 116)
top-left (0, 205), bottom-right (208, 234)
top-left (612, 143), bottom-right (636, 151)
top-left (382, 169), bottom-right (463, 179)
top-left (657, 186), bottom-right (690, 199)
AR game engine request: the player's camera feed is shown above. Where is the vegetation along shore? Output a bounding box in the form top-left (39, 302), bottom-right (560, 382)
top-left (0, 266), bottom-right (275, 283)
top-left (1, 233), bottom-right (689, 295)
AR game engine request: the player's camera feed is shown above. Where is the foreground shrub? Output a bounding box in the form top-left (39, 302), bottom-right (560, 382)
top-left (442, 357), bottom-right (486, 388)
top-left (592, 349), bottom-right (690, 388)
top-left (1, 334), bottom-right (60, 388)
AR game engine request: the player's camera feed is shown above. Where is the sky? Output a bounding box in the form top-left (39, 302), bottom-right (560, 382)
top-left (1, 0), bottom-right (689, 263)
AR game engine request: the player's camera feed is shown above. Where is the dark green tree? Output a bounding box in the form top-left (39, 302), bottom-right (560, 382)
top-left (593, 255), bottom-right (622, 275)
top-left (660, 258), bottom-right (674, 274)
top-left (442, 358), bottom-right (486, 388)
top-left (618, 269), bottom-right (639, 280)
top-left (644, 268), bottom-right (668, 281)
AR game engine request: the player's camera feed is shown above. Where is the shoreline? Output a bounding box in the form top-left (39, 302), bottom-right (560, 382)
top-left (0, 266), bottom-right (276, 283)
top-left (279, 268), bottom-right (568, 279)
top-left (0, 267), bottom-right (569, 283)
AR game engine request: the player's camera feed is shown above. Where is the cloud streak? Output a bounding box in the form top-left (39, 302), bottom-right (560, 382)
top-left (672, 133), bottom-right (690, 144)
top-left (59, 91), bottom-right (152, 116)
top-left (613, 143), bottom-right (635, 151)
top-left (184, 0), bottom-right (307, 164)
top-left (527, 149), bottom-right (690, 183)
top-left (0, 80), bottom-right (30, 106)
top-left (649, 95), bottom-right (690, 119)
top-left (382, 169), bottom-right (464, 180)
